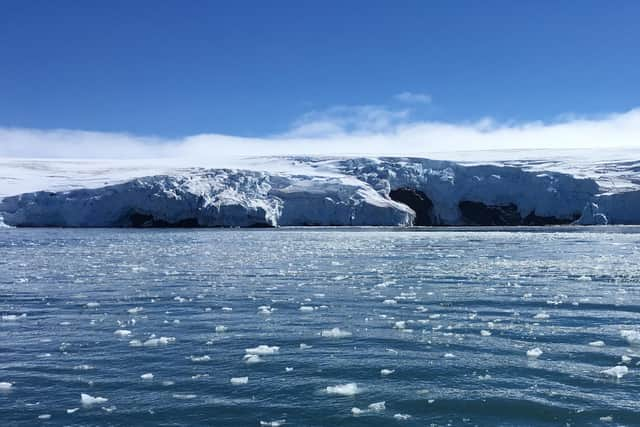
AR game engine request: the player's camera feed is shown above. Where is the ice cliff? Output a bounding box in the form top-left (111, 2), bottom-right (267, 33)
top-left (1, 157), bottom-right (638, 227)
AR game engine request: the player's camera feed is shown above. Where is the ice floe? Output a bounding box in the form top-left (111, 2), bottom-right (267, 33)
top-left (114, 329), bottom-right (132, 337)
top-left (243, 354), bottom-right (263, 364)
top-left (246, 345), bottom-right (280, 355)
top-left (141, 373), bottom-right (154, 380)
top-left (589, 340), bottom-right (605, 347)
top-left (190, 355), bottom-right (211, 362)
top-left (143, 336), bottom-right (175, 346)
top-left (325, 383), bottom-right (361, 396)
top-left (380, 369), bottom-right (395, 376)
top-left (620, 330), bottom-right (640, 345)
top-left (0, 382), bottom-right (13, 391)
top-left (259, 420), bottom-right (286, 426)
top-left (321, 327), bottom-right (352, 338)
top-left (230, 376), bottom-right (248, 385)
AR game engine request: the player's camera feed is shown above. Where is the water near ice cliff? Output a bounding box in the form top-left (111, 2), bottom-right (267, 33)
top-left (1, 227), bottom-right (640, 426)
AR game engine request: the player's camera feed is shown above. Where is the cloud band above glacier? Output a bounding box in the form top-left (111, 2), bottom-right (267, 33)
top-left (1, 107), bottom-right (639, 159)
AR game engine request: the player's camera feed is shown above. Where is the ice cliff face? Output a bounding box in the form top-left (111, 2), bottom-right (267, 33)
top-left (0, 156), bottom-right (638, 227)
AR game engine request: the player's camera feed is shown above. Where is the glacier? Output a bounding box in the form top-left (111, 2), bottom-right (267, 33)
top-left (0, 155), bottom-right (639, 227)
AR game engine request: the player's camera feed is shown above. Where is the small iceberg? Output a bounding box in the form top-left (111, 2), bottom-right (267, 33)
top-left (0, 382), bottom-right (13, 391)
top-left (81, 393), bottom-right (108, 405)
top-left (140, 373), bottom-right (154, 380)
top-left (380, 369), bottom-right (395, 376)
top-left (601, 365), bottom-right (628, 379)
top-left (526, 347), bottom-right (543, 358)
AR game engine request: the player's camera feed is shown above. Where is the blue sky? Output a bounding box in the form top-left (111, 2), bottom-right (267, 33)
top-left (2, 0), bottom-right (639, 140)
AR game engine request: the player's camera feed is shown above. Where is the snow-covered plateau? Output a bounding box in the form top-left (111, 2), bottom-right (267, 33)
top-left (1, 151), bottom-right (639, 227)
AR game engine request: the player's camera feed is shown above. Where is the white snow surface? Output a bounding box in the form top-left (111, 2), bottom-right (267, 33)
top-left (1, 150), bottom-right (639, 227)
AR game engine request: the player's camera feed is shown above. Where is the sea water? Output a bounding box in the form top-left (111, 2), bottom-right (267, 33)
top-left (1, 227), bottom-right (639, 426)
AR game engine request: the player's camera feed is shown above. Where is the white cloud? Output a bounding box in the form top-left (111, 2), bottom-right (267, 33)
top-left (393, 91), bottom-right (432, 104)
top-left (1, 107), bottom-right (640, 161)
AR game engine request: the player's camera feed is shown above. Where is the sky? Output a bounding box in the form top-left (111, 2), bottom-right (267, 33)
top-left (1, 1), bottom-right (640, 158)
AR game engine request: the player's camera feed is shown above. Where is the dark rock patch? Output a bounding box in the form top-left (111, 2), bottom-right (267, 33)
top-left (389, 188), bottom-right (435, 226)
top-left (459, 201), bottom-right (579, 226)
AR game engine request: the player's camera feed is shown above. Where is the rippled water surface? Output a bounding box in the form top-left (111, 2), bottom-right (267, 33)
top-left (1, 228), bottom-right (640, 426)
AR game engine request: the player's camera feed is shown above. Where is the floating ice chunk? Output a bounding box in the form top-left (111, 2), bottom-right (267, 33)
top-left (394, 321), bottom-right (406, 329)
top-left (81, 393), bottom-right (108, 405)
top-left (429, 314), bottom-right (441, 319)
top-left (600, 416), bottom-right (613, 422)
top-left (601, 365), bottom-right (628, 379)
top-left (222, 307), bottom-right (233, 312)
top-left (299, 306), bottom-right (314, 313)
top-left (243, 354), bottom-right (262, 364)
top-left (351, 407), bottom-right (365, 416)
top-left (321, 328), bottom-right (352, 338)
top-left (172, 393), bottom-right (197, 400)
top-left (85, 302), bottom-right (100, 308)
top-left (368, 401), bottom-right (385, 412)
top-left (102, 406), bottom-right (116, 413)
top-left (258, 305), bottom-right (274, 315)
top-left (66, 408), bottom-right (79, 414)
top-left (299, 343), bottom-right (312, 350)
top-left (382, 299), bottom-right (397, 305)
top-left (127, 307), bottom-right (143, 314)
top-left (285, 367), bottom-right (294, 372)
top-left (215, 325), bottom-right (227, 333)
top-left (620, 330), bottom-right (640, 345)
top-left (38, 414), bottom-right (51, 420)
top-left (326, 383), bottom-right (361, 396)
top-left (162, 380), bottom-right (174, 386)
top-left (534, 312), bottom-right (549, 320)
top-left (230, 376), bottom-right (248, 385)
top-left (622, 355), bottom-right (632, 363)
top-left (380, 369), bottom-right (395, 376)
top-left (73, 364), bottom-right (94, 371)
top-left (444, 353), bottom-right (456, 358)
top-left (589, 340), bottom-right (605, 347)
top-left (245, 345), bottom-right (279, 355)
top-left (480, 330), bottom-right (492, 336)
top-left (143, 336), bottom-right (175, 347)
top-left (190, 355), bottom-right (211, 362)
top-left (527, 347), bottom-right (543, 358)
top-left (1, 313), bottom-right (26, 321)
top-left (394, 413), bottom-right (411, 420)
top-left (129, 339), bottom-right (143, 347)
top-left (114, 329), bottom-right (132, 337)
top-left (0, 382), bottom-right (13, 391)
top-left (141, 373), bottom-right (154, 380)
top-left (259, 420), bottom-right (285, 427)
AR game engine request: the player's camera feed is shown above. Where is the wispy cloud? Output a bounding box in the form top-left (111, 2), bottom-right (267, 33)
top-left (393, 91), bottom-right (432, 104)
top-left (1, 107), bottom-right (640, 160)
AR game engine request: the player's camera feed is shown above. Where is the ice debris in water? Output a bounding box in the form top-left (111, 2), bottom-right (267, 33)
top-left (85, 302), bottom-right (100, 308)
top-left (114, 329), bottom-right (132, 337)
top-left (230, 376), bottom-right (248, 385)
top-left (243, 354), bottom-right (263, 364)
top-left (190, 355), bottom-right (211, 362)
top-left (258, 305), bottom-right (274, 315)
top-left (589, 340), bottom-right (605, 347)
top-left (352, 401), bottom-right (386, 415)
top-left (620, 330), bottom-right (640, 345)
top-left (601, 365), bottom-right (628, 379)
top-left (325, 383), bottom-right (361, 396)
top-left (382, 299), bottom-right (397, 305)
top-left (66, 408), bottom-right (79, 414)
top-left (0, 382), bottom-right (13, 391)
top-left (527, 348), bottom-right (543, 358)
top-left (215, 325), bottom-right (227, 333)
top-left (299, 306), bottom-right (314, 312)
top-left (172, 393), bottom-right (197, 400)
top-left (285, 367), bottom-right (294, 372)
top-left (480, 329), bottom-right (492, 336)
top-left (38, 414), bottom-right (51, 420)
top-left (299, 343), bottom-right (312, 350)
top-left (81, 393), bottom-right (108, 405)
top-left (259, 420), bottom-right (286, 426)
top-left (246, 345), bottom-right (279, 355)
top-left (533, 312), bottom-right (550, 320)
top-left (394, 413), bottom-right (411, 420)
top-left (143, 336), bottom-right (175, 347)
top-left (1, 313), bottom-right (27, 321)
top-left (321, 328), bottom-right (352, 338)
top-left (140, 373), bottom-right (154, 380)
top-left (380, 369), bottom-right (395, 376)
top-left (127, 307), bottom-right (143, 314)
